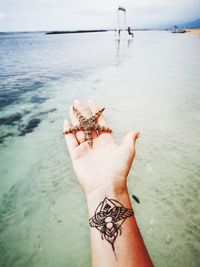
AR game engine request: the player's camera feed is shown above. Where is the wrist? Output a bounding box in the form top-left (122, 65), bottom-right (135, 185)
top-left (85, 179), bottom-right (127, 200)
top-left (86, 180), bottom-right (132, 216)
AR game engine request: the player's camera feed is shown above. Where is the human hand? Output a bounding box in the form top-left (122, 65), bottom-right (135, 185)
top-left (63, 100), bottom-right (140, 196)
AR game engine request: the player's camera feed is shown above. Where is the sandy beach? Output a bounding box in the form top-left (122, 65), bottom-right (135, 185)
top-left (188, 28), bottom-right (200, 36)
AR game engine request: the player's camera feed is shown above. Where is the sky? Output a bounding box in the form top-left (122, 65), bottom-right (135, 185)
top-left (0, 0), bottom-right (200, 31)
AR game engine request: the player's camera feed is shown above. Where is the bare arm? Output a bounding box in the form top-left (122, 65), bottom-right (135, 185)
top-left (87, 186), bottom-right (153, 267)
top-left (63, 99), bottom-right (154, 267)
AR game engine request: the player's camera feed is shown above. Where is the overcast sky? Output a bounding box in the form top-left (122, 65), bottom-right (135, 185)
top-left (0, 0), bottom-right (200, 31)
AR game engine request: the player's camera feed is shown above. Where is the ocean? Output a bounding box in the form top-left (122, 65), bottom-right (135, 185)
top-left (0, 30), bottom-right (200, 267)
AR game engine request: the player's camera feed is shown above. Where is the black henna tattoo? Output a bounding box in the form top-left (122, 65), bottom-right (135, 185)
top-left (89, 197), bottom-right (134, 253)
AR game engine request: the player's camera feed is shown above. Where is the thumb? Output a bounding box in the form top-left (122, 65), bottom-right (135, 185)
top-left (121, 131), bottom-right (140, 155)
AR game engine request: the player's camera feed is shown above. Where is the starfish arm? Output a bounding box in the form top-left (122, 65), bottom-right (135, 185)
top-left (72, 125), bottom-right (83, 131)
top-left (97, 125), bottom-right (112, 133)
top-left (73, 106), bottom-right (87, 123)
top-left (63, 125), bottom-right (82, 135)
top-left (94, 124), bottom-right (99, 130)
top-left (91, 108), bottom-right (105, 121)
top-left (85, 130), bottom-right (93, 148)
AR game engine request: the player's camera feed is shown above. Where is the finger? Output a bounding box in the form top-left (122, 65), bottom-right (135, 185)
top-left (117, 131), bottom-right (140, 178)
top-left (74, 99), bottom-right (90, 118)
top-left (63, 119), bottom-right (78, 153)
top-left (69, 101), bottom-right (86, 143)
top-left (121, 131), bottom-right (140, 158)
top-left (88, 100), bottom-right (109, 127)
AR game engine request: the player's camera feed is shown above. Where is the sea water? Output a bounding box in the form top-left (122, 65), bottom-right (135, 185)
top-left (0, 31), bottom-right (200, 267)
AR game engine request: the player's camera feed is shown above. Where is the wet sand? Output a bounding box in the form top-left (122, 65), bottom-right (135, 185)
top-left (188, 28), bottom-right (200, 37)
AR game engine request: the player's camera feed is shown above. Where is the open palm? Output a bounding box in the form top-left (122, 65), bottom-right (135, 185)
top-left (63, 100), bottom-right (140, 195)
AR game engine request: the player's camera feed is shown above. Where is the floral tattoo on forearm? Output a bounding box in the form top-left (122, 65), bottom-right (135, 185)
top-left (89, 197), bottom-right (134, 252)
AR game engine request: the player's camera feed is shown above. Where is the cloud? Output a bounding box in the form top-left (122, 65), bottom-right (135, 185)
top-left (0, 11), bottom-right (7, 20)
top-left (0, 0), bottom-right (199, 31)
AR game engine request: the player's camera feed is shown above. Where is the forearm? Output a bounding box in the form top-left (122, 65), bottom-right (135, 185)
top-left (86, 184), bottom-right (154, 267)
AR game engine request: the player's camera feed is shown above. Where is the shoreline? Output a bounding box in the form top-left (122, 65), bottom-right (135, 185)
top-left (188, 28), bottom-right (200, 36)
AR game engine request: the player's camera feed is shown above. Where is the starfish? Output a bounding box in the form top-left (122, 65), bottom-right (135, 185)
top-left (63, 106), bottom-right (112, 148)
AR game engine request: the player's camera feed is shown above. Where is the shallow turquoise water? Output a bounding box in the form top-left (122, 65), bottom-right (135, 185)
top-left (0, 31), bottom-right (200, 267)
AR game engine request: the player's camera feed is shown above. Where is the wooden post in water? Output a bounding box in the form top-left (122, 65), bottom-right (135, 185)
top-left (117, 6), bottom-right (126, 39)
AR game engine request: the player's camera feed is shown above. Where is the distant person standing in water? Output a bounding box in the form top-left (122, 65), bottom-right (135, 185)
top-left (118, 29), bottom-right (121, 38)
top-left (128, 26), bottom-right (134, 37)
